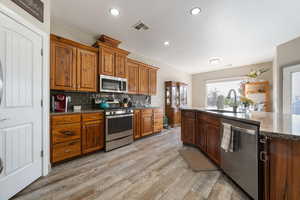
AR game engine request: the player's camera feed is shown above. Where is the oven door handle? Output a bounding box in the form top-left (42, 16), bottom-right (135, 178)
top-left (106, 114), bottom-right (133, 119)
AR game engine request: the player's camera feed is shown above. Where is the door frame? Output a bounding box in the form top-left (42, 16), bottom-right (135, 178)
top-left (0, 3), bottom-right (50, 176)
top-left (283, 64), bottom-right (300, 114)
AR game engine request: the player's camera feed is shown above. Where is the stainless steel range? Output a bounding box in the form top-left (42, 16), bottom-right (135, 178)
top-left (105, 108), bottom-right (134, 151)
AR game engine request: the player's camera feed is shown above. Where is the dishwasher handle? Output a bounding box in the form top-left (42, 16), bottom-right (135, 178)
top-left (231, 126), bottom-right (256, 135)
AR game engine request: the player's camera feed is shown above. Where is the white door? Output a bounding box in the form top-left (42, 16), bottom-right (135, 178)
top-left (283, 64), bottom-right (300, 114)
top-left (0, 11), bottom-right (43, 200)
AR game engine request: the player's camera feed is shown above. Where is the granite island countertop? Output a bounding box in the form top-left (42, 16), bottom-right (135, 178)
top-left (180, 107), bottom-right (300, 140)
top-left (50, 106), bottom-right (161, 116)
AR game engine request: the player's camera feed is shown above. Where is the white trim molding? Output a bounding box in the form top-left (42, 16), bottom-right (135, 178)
top-left (283, 64), bottom-right (300, 114)
top-left (0, 2), bottom-right (50, 176)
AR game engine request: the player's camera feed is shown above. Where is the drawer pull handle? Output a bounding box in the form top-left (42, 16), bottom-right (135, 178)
top-left (65, 149), bottom-right (71, 153)
top-left (69, 142), bottom-right (77, 145)
top-left (260, 151), bottom-right (268, 162)
top-left (61, 131), bottom-right (75, 136)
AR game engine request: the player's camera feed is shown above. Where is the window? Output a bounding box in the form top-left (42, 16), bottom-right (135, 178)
top-left (206, 79), bottom-right (243, 109)
top-left (283, 64), bottom-right (300, 114)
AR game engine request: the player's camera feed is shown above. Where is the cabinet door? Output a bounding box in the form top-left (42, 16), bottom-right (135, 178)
top-left (181, 111), bottom-right (195, 144)
top-left (127, 60), bottom-right (139, 94)
top-left (115, 53), bottom-right (127, 78)
top-left (141, 110), bottom-right (153, 136)
top-left (51, 40), bottom-right (77, 90)
top-left (134, 110), bottom-right (141, 139)
top-left (82, 120), bottom-right (104, 154)
top-left (153, 109), bottom-right (163, 133)
top-left (139, 66), bottom-right (150, 95)
top-left (206, 123), bottom-right (221, 165)
top-left (196, 118), bottom-right (207, 152)
top-left (149, 69), bottom-right (157, 95)
top-left (77, 48), bottom-right (98, 92)
top-left (99, 47), bottom-right (115, 76)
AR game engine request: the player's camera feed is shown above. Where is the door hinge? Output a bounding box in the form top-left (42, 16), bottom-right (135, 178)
top-left (41, 99), bottom-right (43, 107)
top-left (41, 48), bottom-right (43, 56)
top-left (40, 150), bottom-right (44, 157)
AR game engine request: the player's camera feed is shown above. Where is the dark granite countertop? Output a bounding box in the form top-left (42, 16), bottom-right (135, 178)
top-left (50, 106), bottom-right (161, 116)
top-left (180, 107), bottom-right (300, 140)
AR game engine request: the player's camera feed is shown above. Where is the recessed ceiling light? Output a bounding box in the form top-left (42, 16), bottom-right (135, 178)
top-left (164, 41), bottom-right (170, 46)
top-left (209, 57), bottom-right (222, 65)
top-left (110, 8), bottom-right (120, 16)
top-left (190, 7), bottom-right (201, 15)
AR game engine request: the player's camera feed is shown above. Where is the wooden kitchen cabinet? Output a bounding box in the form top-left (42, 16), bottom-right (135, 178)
top-left (140, 109), bottom-right (154, 136)
top-left (139, 65), bottom-right (150, 95)
top-left (99, 47), bottom-right (115, 76)
top-left (50, 34), bottom-right (98, 92)
top-left (153, 108), bottom-right (163, 133)
top-left (133, 110), bottom-right (141, 139)
top-left (51, 40), bottom-right (77, 91)
top-left (149, 69), bottom-right (157, 95)
top-left (82, 120), bottom-right (104, 154)
top-left (206, 122), bottom-right (221, 165)
top-left (51, 114), bottom-right (82, 163)
top-left (115, 53), bottom-right (127, 78)
top-left (181, 111), bottom-right (196, 145)
top-left (127, 59), bottom-right (140, 94)
top-left (181, 111), bottom-right (221, 165)
top-left (77, 48), bottom-right (98, 92)
top-left (264, 138), bottom-right (300, 200)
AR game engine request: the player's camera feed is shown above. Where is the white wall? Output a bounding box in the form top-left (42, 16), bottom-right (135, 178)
top-left (51, 22), bottom-right (193, 110)
top-left (192, 62), bottom-right (273, 108)
top-left (274, 36), bottom-right (300, 113)
top-left (0, 0), bottom-right (50, 33)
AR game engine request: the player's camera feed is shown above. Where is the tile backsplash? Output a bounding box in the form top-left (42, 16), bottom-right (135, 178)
top-left (50, 91), bottom-right (151, 110)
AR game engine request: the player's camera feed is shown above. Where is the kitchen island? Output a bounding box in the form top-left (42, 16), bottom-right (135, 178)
top-left (180, 107), bottom-right (300, 200)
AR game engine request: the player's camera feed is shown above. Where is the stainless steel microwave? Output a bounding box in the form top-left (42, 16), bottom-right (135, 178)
top-left (99, 75), bottom-right (128, 93)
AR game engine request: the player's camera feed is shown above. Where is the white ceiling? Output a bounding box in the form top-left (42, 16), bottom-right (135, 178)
top-left (51, 0), bottom-right (300, 74)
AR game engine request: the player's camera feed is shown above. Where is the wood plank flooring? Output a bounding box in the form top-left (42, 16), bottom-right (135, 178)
top-left (13, 128), bottom-right (250, 200)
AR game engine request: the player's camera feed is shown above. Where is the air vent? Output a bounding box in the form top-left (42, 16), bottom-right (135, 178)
top-left (133, 21), bottom-right (149, 31)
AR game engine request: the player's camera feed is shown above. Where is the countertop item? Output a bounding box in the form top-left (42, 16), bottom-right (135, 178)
top-left (180, 107), bottom-right (300, 140)
top-left (50, 106), bottom-right (161, 116)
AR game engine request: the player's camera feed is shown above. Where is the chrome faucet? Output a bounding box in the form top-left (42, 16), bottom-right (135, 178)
top-left (226, 89), bottom-right (238, 113)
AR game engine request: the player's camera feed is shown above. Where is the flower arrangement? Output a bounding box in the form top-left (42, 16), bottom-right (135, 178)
top-left (246, 68), bottom-right (269, 79)
top-left (240, 96), bottom-right (254, 107)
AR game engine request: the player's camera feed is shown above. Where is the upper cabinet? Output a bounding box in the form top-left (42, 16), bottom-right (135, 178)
top-left (149, 68), bottom-right (158, 96)
top-left (99, 47), bottom-right (115, 76)
top-left (94, 37), bottom-right (129, 78)
top-left (115, 53), bottom-right (127, 78)
top-left (51, 40), bottom-right (77, 91)
top-left (139, 65), bottom-right (150, 95)
top-left (50, 34), bottom-right (98, 92)
top-left (77, 49), bottom-right (98, 92)
top-left (127, 59), bottom-right (140, 94)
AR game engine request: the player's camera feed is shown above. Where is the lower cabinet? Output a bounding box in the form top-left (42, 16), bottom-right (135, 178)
top-left (181, 111), bottom-right (196, 144)
top-left (134, 108), bottom-right (163, 139)
top-left (141, 109), bottom-right (154, 137)
top-left (181, 110), bottom-right (221, 166)
top-left (51, 112), bottom-right (104, 164)
top-left (82, 113), bottom-right (104, 154)
top-left (264, 137), bottom-right (300, 200)
top-left (134, 110), bottom-right (141, 139)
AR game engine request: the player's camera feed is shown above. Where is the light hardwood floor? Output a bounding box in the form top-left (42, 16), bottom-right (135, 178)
top-left (13, 128), bottom-right (250, 200)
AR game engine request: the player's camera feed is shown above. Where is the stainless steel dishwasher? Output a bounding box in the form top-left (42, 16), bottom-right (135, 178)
top-left (221, 118), bottom-right (260, 200)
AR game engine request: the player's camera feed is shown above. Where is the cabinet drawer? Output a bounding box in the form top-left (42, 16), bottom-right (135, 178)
top-left (82, 113), bottom-right (104, 122)
top-left (182, 111), bottom-right (196, 119)
top-left (51, 114), bottom-right (81, 125)
top-left (141, 109), bottom-right (153, 115)
top-left (52, 140), bottom-right (81, 163)
top-left (198, 113), bottom-right (220, 126)
top-left (52, 123), bottom-right (81, 144)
